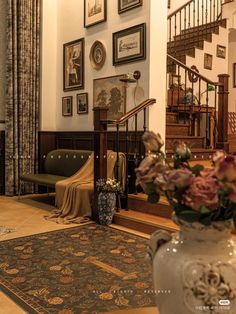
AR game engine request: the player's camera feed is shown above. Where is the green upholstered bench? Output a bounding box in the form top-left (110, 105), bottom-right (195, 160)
top-left (19, 149), bottom-right (92, 192)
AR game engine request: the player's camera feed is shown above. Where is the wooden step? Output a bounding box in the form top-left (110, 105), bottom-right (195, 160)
top-left (166, 112), bottom-right (178, 123)
top-left (128, 193), bottom-right (172, 219)
top-left (166, 135), bottom-right (204, 149)
top-left (180, 19), bottom-right (226, 36)
top-left (113, 210), bottom-right (178, 235)
top-left (166, 123), bottom-right (189, 136)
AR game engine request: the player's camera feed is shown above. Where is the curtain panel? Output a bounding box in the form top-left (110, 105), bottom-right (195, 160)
top-left (5, 0), bottom-right (41, 195)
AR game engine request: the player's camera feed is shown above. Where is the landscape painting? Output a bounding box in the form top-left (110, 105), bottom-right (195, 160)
top-left (93, 75), bottom-right (126, 121)
top-left (84, 0), bottom-right (107, 28)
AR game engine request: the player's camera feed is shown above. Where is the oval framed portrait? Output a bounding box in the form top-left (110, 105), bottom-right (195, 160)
top-left (89, 41), bottom-right (106, 70)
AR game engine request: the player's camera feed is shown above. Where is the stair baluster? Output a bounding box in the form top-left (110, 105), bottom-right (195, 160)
top-left (125, 120), bottom-right (129, 210)
top-left (205, 83), bottom-right (210, 148)
top-left (115, 123), bottom-right (120, 211)
top-left (198, 78), bottom-right (202, 137)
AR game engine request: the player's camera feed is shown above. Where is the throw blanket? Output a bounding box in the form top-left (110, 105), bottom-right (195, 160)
top-left (45, 151), bottom-right (125, 224)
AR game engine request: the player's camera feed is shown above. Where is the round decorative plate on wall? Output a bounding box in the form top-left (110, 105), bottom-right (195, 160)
top-left (89, 41), bottom-right (106, 70)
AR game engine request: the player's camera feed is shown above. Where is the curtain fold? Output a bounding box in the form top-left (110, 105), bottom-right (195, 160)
top-left (5, 0), bottom-right (41, 195)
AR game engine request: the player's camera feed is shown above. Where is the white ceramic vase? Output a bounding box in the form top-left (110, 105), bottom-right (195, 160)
top-left (148, 216), bottom-right (236, 314)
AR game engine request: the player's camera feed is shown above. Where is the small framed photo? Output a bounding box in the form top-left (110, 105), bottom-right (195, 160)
top-left (113, 23), bottom-right (146, 66)
top-left (63, 38), bottom-right (84, 91)
top-left (204, 53), bottom-right (213, 70)
top-left (216, 45), bottom-right (226, 59)
top-left (118, 0), bottom-right (143, 14)
top-left (62, 96), bottom-right (73, 116)
top-left (77, 93), bottom-right (88, 114)
top-left (233, 63), bottom-right (236, 88)
top-left (84, 0), bottom-right (107, 28)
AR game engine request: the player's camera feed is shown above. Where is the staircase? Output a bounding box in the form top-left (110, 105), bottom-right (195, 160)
top-left (94, 0), bottom-right (231, 235)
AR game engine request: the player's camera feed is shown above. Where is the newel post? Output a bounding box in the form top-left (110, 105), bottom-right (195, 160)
top-left (93, 107), bottom-right (108, 222)
top-left (216, 74), bottom-right (229, 153)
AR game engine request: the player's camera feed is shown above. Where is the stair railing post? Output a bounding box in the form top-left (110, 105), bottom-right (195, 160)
top-left (216, 74), bottom-right (229, 152)
top-left (93, 106), bottom-right (109, 222)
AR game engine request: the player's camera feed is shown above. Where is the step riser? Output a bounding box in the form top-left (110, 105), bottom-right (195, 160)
top-left (128, 197), bottom-right (172, 219)
top-left (113, 215), bottom-right (174, 235)
top-left (166, 137), bottom-right (204, 149)
top-left (166, 113), bottom-right (178, 124)
top-left (166, 124), bottom-right (189, 136)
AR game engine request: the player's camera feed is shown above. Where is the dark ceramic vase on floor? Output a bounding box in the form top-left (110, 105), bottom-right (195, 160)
top-left (98, 192), bottom-right (116, 225)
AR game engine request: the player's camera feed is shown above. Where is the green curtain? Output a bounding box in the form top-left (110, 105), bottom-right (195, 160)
top-left (5, 0), bottom-right (41, 195)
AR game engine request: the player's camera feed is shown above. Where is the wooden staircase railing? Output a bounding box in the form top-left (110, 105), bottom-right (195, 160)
top-left (92, 98), bottom-right (156, 221)
top-left (167, 53), bottom-right (229, 151)
top-left (168, 0), bottom-right (224, 57)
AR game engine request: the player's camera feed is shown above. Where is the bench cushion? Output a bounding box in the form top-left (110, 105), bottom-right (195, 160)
top-left (20, 174), bottom-right (67, 188)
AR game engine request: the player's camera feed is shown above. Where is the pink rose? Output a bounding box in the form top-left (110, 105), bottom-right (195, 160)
top-left (184, 175), bottom-right (219, 211)
top-left (159, 168), bottom-right (194, 191)
top-left (215, 155), bottom-right (236, 182)
top-left (135, 156), bottom-right (165, 185)
top-left (142, 131), bottom-right (164, 153)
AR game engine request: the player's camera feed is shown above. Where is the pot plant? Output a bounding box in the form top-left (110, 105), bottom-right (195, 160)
top-left (96, 178), bottom-right (122, 226)
top-left (135, 131), bottom-right (236, 314)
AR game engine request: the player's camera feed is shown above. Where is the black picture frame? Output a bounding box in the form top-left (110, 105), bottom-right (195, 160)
top-left (77, 93), bottom-right (89, 114)
top-left (84, 0), bottom-right (107, 28)
top-left (62, 96), bottom-right (73, 116)
top-left (118, 0), bottom-right (143, 14)
top-left (63, 38), bottom-right (84, 91)
top-left (204, 53), bottom-right (213, 70)
top-left (216, 45), bottom-right (226, 59)
top-left (113, 23), bottom-right (146, 66)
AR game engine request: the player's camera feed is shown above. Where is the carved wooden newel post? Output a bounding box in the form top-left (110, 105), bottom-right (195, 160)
top-left (216, 74), bottom-right (229, 153)
top-left (93, 107), bottom-right (108, 222)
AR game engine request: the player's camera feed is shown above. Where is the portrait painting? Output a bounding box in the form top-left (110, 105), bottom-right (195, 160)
top-left (93, 75), bottom-right (126, 121)
top-left (63, 38), bottom-right (84, 91)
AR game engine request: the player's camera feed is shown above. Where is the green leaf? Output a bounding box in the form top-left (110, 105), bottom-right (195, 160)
top-left (191, 164), bottom-right (204, 176)
top-left (199, 206), bottom-right (211, 214)
top-left (148, 193), bottom-right (160, 203)
top-left (177, 210), bottom-right (200, 222)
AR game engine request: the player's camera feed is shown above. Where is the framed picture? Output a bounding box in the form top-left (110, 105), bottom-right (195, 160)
top-left (204, 53), bottom-right (213, 70)
top-left (84, 0), bottom-right (107, 28)
top-left (63, 38), bottom-right (84, 91)
top-left (233, 63), bottom-right (236, 88)
top-left (62, 96), bottom-right (73, 116)
top-left (89, 41), bottom-right (106, 70)
top-left (113, 23), bottom-right (146, 66)
top-left (93, 74), bottom-right (126, 121)
top-left (216, 45), bottom-right (226, 59)
top-left (118, 0), bottom-right (143, 14)
top-left (77, 93), bottom-right (88, 114)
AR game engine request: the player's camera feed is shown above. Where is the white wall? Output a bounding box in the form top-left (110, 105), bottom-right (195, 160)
top-left (0, 0), bottom-right (6, 131)
top-left (229, 30), bottom-right (236, 112)
top-left (149, 0), bottom-right (167, 139)
top-left (41, 0), bottom-right (151, 131)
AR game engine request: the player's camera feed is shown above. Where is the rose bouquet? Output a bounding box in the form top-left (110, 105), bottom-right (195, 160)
top-left (96, 178), bottom-right (123, 194)
top-left (135, 131), bottom-right (236, 226)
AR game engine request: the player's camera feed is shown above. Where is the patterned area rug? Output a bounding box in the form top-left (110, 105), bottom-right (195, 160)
top-left (0, 224), bottom-right (155, 314)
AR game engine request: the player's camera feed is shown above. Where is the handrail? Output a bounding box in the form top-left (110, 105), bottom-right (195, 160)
top-left (103, 98), bottom-right (156, 125)
top-left (168, 0), bottom-right (192, 19)
top-left (167, 54), bottom-right (221, 86)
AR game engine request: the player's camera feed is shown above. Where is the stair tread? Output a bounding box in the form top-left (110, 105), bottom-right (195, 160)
top-left (166, 135), bottom-right (204, 139)
top-left (114, 209), bottom-right (179, 232)
top-left (166, 123), bottom-right (189, 127)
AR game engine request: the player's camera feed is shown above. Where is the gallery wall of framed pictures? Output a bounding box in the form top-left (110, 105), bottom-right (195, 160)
top-left (53, 0), bottom-right (149, 130)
